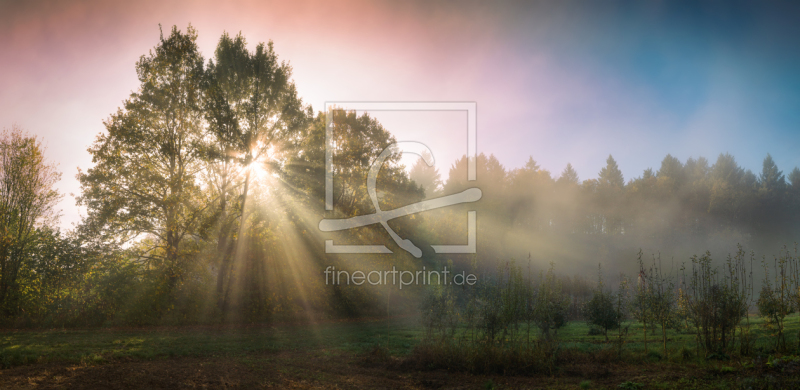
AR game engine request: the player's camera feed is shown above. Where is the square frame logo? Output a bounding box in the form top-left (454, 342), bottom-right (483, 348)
top-left (319, 102), bottom-right (480, 258)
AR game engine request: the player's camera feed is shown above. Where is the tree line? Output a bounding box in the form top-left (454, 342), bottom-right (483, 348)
top-left (420, 150), bottom-right (800, 277)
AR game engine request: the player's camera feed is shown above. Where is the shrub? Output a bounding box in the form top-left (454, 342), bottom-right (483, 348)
top-left (420, 282), bottom-right (459, 342)
top-left (532, 262), bottom-right (570, 340)
top-left (584, 264), bottom-right (620, 341)
top-left (758, 246), bottom-right (796, 352)
top-left (681, 247), bottom-right (752, 355)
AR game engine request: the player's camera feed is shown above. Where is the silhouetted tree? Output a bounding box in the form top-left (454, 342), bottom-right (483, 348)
top-left (409, 150), bottom-right (442, 199)
top-left (558, 163), bottom-right (579, 185)
top-left (598, 155), bottom-right (624, 189)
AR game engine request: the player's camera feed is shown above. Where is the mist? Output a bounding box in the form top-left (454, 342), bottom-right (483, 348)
top-left (407, 150), bottom-right (800, 290)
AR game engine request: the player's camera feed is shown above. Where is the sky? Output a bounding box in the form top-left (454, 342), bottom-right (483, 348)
top-left (1, 0), bottom-right (799, 230)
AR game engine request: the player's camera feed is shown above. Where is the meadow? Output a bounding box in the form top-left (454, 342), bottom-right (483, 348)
top-left (2, 315), bottom-right (800, 389)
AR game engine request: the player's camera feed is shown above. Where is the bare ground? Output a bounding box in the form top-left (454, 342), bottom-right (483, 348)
top-left (0, 348), bottom-right (753, 390)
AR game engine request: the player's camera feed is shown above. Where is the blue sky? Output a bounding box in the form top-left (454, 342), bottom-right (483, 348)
top-left (482, 1), bottom-right (800, 180)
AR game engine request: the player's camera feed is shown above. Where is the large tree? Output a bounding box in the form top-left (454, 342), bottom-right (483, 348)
top-left (756, 154), bottom-right (788, 237)
top-left (202, 32), bottom-right (310, 309)
top-left (0, 125), bottom-right (61, 315)
top-left (598, 155), bottom-right (624, 189)
top-left (78, 25), bottom-right (206, 284)
top-left (759, 154), bottom-right (786, 192)
top-left (789, 167), bottom-right (800, 192)
top-left (557, 163), bottom-right (579, 185)
top-left (597, 155), bottom-right (624, 234)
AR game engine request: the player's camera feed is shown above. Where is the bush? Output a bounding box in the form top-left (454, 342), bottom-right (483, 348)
top-left (584, 264), bottom-right (620, 341)
top-left (758, 248), bottom-right (795, 352)
top-left (532, 263), bottom-right (570, 340)
top-left (681, 247), bottom-right (752, 355)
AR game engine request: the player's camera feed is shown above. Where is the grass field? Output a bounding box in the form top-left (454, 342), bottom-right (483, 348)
top-left (2, 315), bottom-right (800, 389)
top-left (0, 317), bottom-right (421, 368)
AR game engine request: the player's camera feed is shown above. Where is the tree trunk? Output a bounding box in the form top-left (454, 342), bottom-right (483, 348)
top-left (221, 169), bottom-right (251, 316)
top-left (215, 185), bottom-right (231, 311)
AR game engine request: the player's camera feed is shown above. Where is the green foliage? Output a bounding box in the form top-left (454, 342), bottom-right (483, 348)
top-left (420, 281), bottom-right (458, 342)
top-left (630, 251), bottom-right (682, 358)
top-left (434, 149), bottom-right (800, 264)
top-left (599, 155), bottom-right (624, 189)
top-left (760, 154), bottom-right (786, 192)
top-left (65, 25), bottom-right (425, 326)
top-left (584, 264), bottom-right (620, 341)
top-left (6, 21), bottom-right (800, 339)
top-left (559, 163), bottom-right (579, 185)
top-left (629, 250), bottom-right (655, 354)
top-left (420, 260), bottom-right (570, 347)
top-left (613, 275), bottom-right (631, 357)
top-left (789, 167), bottom-right (800, 190)
top-left (681, 246), bottom-right (752, 355)
top-left (757, 248), bottom-right (795, 352)
top-left (0, 318), bottom-right (422, 368)
top-left (531, 263), bottom-right (570, 340)
top-left (0, 126), bottom-right (61, 317)
top-left (202, 30), bottom-right (310, 313)
top-left (8, 307), bottom-right (800, 387)
top-left (77, 25), bottom-right (206, 283)
top-left (407, 340), bottom-right (562, 375)
top-left (757, 284), bottom-right (792, 349)
top-left (618, 381), bottom-right (644, 390)
top-left (646, 253), bottom-right (679, 357)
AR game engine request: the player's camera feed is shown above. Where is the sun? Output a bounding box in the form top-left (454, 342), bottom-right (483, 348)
top-left (242, 142), bottom-right (270, 179)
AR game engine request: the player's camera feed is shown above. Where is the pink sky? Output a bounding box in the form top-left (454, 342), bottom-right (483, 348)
top-left (1, 0), bottom-right (546, 229)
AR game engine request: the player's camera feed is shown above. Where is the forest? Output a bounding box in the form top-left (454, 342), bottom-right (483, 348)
top-left (2, 24), bottom-right (800, 389)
